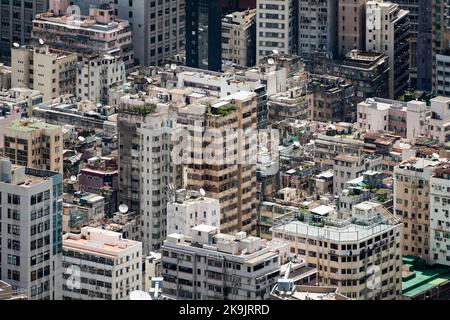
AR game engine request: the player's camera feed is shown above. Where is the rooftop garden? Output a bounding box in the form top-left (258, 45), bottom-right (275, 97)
top-left (124, 103), bottom-right (157, 115)
top-left (209, 103), bottom-right (237, 117)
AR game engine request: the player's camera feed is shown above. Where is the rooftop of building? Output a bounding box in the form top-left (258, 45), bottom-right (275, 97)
top-left (402, 256), bottom-right (450, 298)
top-left (271, 284), bottom-right (349, 300)
top-left (0, 159), bottom-right (60, 186)
top-left (271, 201), bottom-right (400, 242)
top-left (7, 119), bottom-right (61, 133)
top-left (63, 226), bottom-right (141, 257)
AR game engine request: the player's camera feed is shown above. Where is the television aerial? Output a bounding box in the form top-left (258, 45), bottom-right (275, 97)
top-left (78, 136), bottom-right (86, 142)
top-left (70, 175), bottom-right (77, 182)
top-left (39, 38), bottom-right (45, 45)
top-left (199, 188), bottom-right (206, 197)
top-left (118, 203), bottom-right (129, 214)
top-left (272, 49), bottom-right (279, 55)
top-left (13, 42), bottom-right (20, 48)
top-left (170, 64), bottom-right (177, 70)
top-left (267, 58), bottom-right (275, 65)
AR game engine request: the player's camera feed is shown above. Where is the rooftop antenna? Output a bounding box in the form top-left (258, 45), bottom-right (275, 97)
top-left (267, 58), bottom-right (275, 65)
top-left (199, 188), bottom-right (206, 197)
top-left (78, 136), bottom-right (86, 142)
top-left (272, 49), bottom-right (279, 55)
top-left (38, 38), bottom-right (45, 45)
top-left (13, 42), bottom-right (20, 48)
top-left (70, 175), bottom-right (77, 182)
top-left (118, 203), bottom-right (129, 214)
top-left (170, 64), bottom-right (177, 71)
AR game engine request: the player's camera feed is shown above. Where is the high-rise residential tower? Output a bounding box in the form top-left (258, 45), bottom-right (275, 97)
top-left (0, 158), bottom-right (63, 300)
top-left (256, 0), bottom-right (296, 62)
top-left (117, 95), bottom-right (177, 254)
top-left (337, 0), bottom-right (367, 57)
top-left (366, 1), bottom-right (410, 99)
top-left (0, 0), bottom-right (49, 64)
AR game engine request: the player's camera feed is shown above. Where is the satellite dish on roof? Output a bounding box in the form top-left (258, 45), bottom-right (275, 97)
top-left (170, 64), bottom-right (177, 70)
top-left (199, 188), bottom-right (206, 197)
top-left (267, 58), bottom-right (275, 65)
top-left (130, 290), bottom-right (151, 301)
top-left (78, 136), bottom-right (85, 142)
top-left (272, 49), bottom-right (279, 55)
top-left (118, 204), bottom-right (129, 214)
top-left (70, 175), bottom-right (77, 182)
top-left (13, 42), bottom-right (20, 48)
top-left (39, 38), bottom-right (45, 45)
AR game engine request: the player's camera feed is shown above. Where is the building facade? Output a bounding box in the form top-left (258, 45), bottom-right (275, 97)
top-left (0, 0), bottom-right (49, 64)
top-left (62, 227), bottom-right (142, 300)
top-left (366, 1), bottom-right (410, 99)
top-left (222, 9), bottom-right (257, 67)
top-left (3, 119), bottom-right (63, 173)
top-left (0, 159), bottom-right (63, 300)
top-left (256, 0), bottom-right (295, 63)
top-left (161, 225), bottom-right (280, 300)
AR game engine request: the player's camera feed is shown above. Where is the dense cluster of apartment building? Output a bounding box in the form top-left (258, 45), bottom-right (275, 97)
top-left (1, 0), bottom-right (450, 303)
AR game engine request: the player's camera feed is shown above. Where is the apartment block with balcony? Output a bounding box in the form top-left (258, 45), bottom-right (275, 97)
top-left (0, 158), bottom-right (63, 300)
top-left (222, 9), bottom-right (257, 67)
top-left (117, 94), bottom-right (178, 254)
top-left (429, 162), bottom-right (450, 265)
top-left (32, 3), bottom-right (134, 70)
top-left (161, 224), bottom-right (280, 300)
top-left (271, 201), bottom-right (403, 300)
top-left (11, 44), bottom-right (77, 102)
top-left (62, 227), bottom-right (142, 300)
top-left (393, 157), bottom-right (444, 263)
top-left (298, 0), bottom-right (337, 59)
top-left (366, 1), bottom-right (410, 99)
top-left (179, 91), bottom-right (258, 235)
top-left (3, 119), bottom-right (63, 173)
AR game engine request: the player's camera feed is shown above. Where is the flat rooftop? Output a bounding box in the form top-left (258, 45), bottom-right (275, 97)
top-left (7, 119), bottom-right (61, 132)
top-left (402, 256), bottom-right (450, 298)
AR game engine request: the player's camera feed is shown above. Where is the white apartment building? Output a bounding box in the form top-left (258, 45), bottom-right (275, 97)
top-left (333, 154), bottom-right (382, 194)
top-left (167, 189), bottom-right (220, 236)
top-left (298, 0), bottom-right (337, 58)
top-left (76, 54), bottom-right (125, 104)
top-left (366, 1), bottom-right (410, 99)
top-left (118, 95), bottom-right (177, 254)
top-left (435, 54), bottom-right (450, 96)
top-left (222, 9), bottom-right (257, 67)
top-left (11, 44), bottom-right (77, 102)
top-left (357, 97), bottom-right (429, 139)
top-left (271, 201), bottom-right (403, 300)
top-left (0, 158), bottom-right (63, 300)
top-left (427, 96), bottom-right (450, 144)
top-left (161, 225), bottom-right (280, 300)
top-left (256, 0), bottom-right (295, 62)
top-left (62, 227), bottom-right (142, 300)
top-left (429, 162), bottom-right (450, 265)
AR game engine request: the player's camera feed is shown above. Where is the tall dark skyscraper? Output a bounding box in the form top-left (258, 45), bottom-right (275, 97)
top-left (0, 0), bottom-right (49, 64)
top-left (186, 0), bottom-right (222, 71)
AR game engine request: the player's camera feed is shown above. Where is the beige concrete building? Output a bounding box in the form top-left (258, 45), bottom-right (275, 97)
top-left (393, 157), bottom-right (443, 263)
top-left (338, 0), bottom-right (367, 56)
top-left (180, 91), bottom-right (258, 235)
top-left (222, 9), bottom-right (256, 67)
top-left (271, 201), bottom-right (403, 300)
top-left (32, 3), bottom-right (134, 70)
top-left (62, 227), bottom-right (142, 300)
top-left (11, 44), bottom-right (77, 102)
top-left (3, 119), bottom-right (63, 173)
